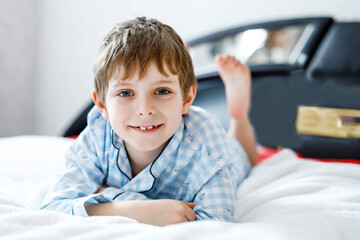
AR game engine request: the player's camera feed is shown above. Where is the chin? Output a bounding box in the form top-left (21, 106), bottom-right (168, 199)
top-left (134, 141), bottom-right (166, 152)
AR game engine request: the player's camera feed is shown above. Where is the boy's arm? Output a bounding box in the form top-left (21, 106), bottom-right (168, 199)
top-left (40, 125), bottom-right (132, 216)
top-left (84, 200), bottom-right (196, 226)
top-left (43, 164), bottom-right (196, 226)
top-left (86, 185), bottom-right (196, 226)
top-left (41, 126), bottom-right (196, 225)
top-left (40, 130), bottom-right (157, 217)
top-left (39, 134), bottom-right (111, 216)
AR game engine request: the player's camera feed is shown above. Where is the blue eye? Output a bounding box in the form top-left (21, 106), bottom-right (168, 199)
top-left (119, 91), bottom-right (133, 97)
top-left (155, 89), bottom-right (170, 95)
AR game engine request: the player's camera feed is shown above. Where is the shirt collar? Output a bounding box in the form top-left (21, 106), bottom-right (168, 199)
top-left (111, 119), bottom-right (185, 188)
top-left (112, 131), bottom-right (132, 180)
top-left (149, 118), bottom-right (185, 178)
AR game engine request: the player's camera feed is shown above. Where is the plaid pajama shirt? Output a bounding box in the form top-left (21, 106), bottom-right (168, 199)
top-left (40, 106), bottom-right (251, 222)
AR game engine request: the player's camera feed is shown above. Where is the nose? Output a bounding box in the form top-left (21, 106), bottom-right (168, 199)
top-left (136, 95), bottom-right (155, 116)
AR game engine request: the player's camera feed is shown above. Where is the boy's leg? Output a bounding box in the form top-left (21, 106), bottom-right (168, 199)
top-left (216, 55), bottom-right (258, 165)
top-left (215, 55), bottom-right (251, 119)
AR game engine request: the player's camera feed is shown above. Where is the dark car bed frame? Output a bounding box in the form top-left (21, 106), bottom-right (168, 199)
top-left (64, 17), bottom-right (360, 160)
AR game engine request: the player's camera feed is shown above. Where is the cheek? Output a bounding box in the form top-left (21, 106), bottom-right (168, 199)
top-left (107, 101), bottom-right (131, 124)
top-left (160, 97), bottom-right (182, 110)
top-left (164, 101), bottom-right (184, 120)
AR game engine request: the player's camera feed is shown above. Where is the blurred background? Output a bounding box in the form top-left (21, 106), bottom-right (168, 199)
top-left (0, 0), bottom-right (359, 137)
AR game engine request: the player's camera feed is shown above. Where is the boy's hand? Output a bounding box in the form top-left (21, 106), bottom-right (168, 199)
top-left (85, 199), bottom-right (196, 226)
top-left (131, 200), bottom-right (196, 226)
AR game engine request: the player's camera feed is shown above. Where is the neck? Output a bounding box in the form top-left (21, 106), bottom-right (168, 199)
top-left (125, 141), bottom-right (168, 177)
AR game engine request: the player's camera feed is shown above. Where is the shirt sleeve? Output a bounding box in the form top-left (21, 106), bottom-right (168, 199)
top-left (102, 189), bottom-right (151, 201)
top-left (193, 166), bottom-right (238, 223)
top-left (39, 127), bottom-right (108, 216)
top-left (40, 127), bottom-right (152, 217)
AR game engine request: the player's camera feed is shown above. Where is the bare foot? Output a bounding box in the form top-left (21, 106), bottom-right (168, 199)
top-left (215, 54), bottom-right (251, 120)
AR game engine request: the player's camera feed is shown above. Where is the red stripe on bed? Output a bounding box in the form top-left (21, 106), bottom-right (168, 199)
top-left (257, 147), bottom-right (360, 165)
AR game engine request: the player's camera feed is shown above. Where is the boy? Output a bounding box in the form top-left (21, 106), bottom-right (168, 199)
top-left (40, 17), bottom-right (258, 226)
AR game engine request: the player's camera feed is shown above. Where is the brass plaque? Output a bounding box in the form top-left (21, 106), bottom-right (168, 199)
top-left (296, 106), bottom-right (360, 139)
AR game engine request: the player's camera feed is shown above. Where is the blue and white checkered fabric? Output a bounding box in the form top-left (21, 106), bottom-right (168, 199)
top-left (40, 106), bottom-right (251, 222)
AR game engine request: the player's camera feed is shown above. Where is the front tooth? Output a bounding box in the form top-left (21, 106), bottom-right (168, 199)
top-left (140, 126), bottom-right (146, 130)
top-left (147, 126), bottom-right (153, 130)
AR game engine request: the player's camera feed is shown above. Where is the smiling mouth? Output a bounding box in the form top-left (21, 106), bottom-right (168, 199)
top-left (130, 124), bottom-right (163, 132)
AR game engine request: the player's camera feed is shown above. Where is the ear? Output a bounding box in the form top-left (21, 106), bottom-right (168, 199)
top-left (92, 90), bottom-right (109, 120)
top-left (182, 85), bottom-right (197, 114)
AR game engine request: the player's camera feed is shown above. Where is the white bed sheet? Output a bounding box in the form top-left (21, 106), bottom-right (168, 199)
top-left (0, 136), bottom-right (360, 240)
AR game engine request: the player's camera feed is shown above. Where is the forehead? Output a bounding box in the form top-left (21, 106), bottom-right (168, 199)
top-left (110, 61), bottom-right (179, 84)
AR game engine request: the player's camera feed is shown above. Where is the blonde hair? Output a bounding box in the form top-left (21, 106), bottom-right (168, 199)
top-left (93, 17), bottom-right (196, 103)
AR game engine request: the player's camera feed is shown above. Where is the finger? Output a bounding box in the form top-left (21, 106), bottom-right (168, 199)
top-left (184, 208), bottom-right (197, 221)
top-left (187, 202), bottom-right (195, 208)
top-left (182, 201), bottom-right (195, 208)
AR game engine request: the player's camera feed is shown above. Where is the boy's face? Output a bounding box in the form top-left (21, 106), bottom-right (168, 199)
top-left (94, 62), bottom-right (196, 158)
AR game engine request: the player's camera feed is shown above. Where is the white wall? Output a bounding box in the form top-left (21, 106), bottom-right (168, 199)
top-left (0, 0), bottom-right (37, 137)
top-left (1, 0), bottom-right (359, 136)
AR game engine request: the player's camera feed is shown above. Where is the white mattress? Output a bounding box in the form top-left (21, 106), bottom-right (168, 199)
top-left (1, 136), bottom-right (360, 240)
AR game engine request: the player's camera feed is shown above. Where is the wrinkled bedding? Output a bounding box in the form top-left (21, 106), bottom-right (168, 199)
top-left (1, 136), bottom-right (360, 240)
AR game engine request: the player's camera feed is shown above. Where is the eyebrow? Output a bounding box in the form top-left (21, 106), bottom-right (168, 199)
top-left (154, 79), bottom-right (177, 85)
top-left (112, 80), bottom-right (131, 88)
top-left (113, 79), bottom-right (176, 88)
